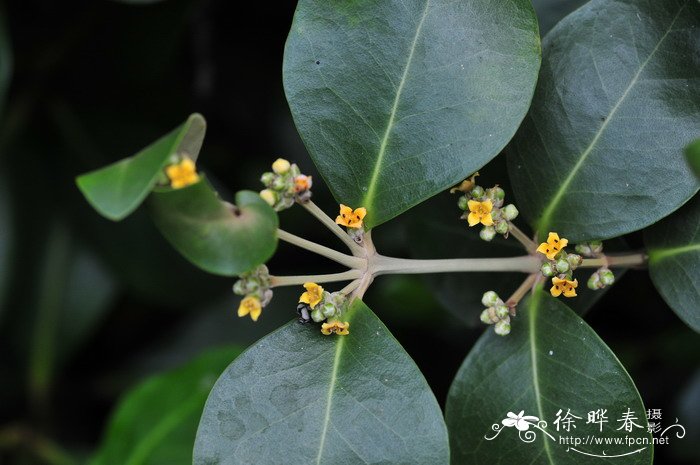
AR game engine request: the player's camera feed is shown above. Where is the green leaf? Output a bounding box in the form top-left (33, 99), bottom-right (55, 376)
top-left (645, 194), bottom-right (700, 332)
top-left (508, 0), bottom-right (700, 241)
top-left (91, 346), bottom-right (242, 465)
top-left (531, 0), bottom-right (588, 35)
top-left (283, 0), bottom-right (541, 229)
top-left (76, 113), bottom-right (206, 221)
top-left (148, 182), bottom-right (278, 276)
top-left (194, 299), bottom-right (449, 465)
top-left (446, 290), bottom-right (652, 464)
top-left (686, 139), bottom-right (700, 179)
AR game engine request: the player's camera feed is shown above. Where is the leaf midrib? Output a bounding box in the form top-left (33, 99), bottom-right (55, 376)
top-left (316, 332), bottom-right (347, 464)
top-left (362, 0), bottom-right (431, 216)
top-left (649, 242), bottom-right (700, 263)
top-left (536, 1), bottom-right (689, 235)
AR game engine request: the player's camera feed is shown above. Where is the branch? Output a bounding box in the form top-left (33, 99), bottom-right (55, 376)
top-left (372, 254), bottom-right (541, 275)
top-left (270, 269), bottom-right (363, 288)
top-left (277, 229), bottom-right (365, 269)
top-left (508, 223), bottom-right (538, 252)
top-left (581, 252), bottom-right (647, 269)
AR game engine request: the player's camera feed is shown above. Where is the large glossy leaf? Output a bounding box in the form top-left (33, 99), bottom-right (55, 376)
top-left (283, 0), bottom-right (541, 229)
top-left (76, 113), bottom-right (206, 221)
top-left (91, 346), bottom-right (242, 465)
top-left (645, 194), bottom-right (700, 332)
top-left (148, 182), bottom-right (278, 276)
top-left (531, 0), bottom-right (587, 35)
top-left (446, 290), bottom-right (652, 464)
top-left (508, 0), bottom-right (700, 241)
top-left (686, 139), bottom-right (700, 178)
top-left (194, 299), bottom-right (449, 465)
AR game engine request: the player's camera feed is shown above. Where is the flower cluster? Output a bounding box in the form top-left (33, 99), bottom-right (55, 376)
top-left (296, 282), bottom-right (350, 336)
top-left (537, 232), bottom-right (582, 298)
top-left (575, 240), bottom-right (616, 290)
top-left (454, 174), bottom-right (519, 241)
top-left (233, 265), bottom-right (273, 321)
top-left (165, 155), bottom-right (200, 189)
top-left (480, 291), bottom-right (512, 336)
top-left (259, 158), bottom-right (313, 211)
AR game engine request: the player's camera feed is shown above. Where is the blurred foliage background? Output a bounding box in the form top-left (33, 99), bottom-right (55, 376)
top-left (0, 1), bottom-right (697, 464)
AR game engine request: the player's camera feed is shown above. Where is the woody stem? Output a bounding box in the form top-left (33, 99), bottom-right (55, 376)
top-left (269, 270), bottom-right (362, 287)
top-left (298, 201), bottom-right (364, 255)
top-left (277, 229), bottom-right (365, 269)
top-left (508, 223), bottom-right (538, 253)
top-left (580, 252), bottom-right (647, 269)
top-left (506, 273), bottom-right (539, 309)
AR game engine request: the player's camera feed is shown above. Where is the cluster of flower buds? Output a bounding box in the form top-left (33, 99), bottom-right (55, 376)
top-left (453, 174), bottom-right (519, 242)
top-left (259, 158), bottom-right (313, 211)
top-left (233, 265), bottom-right (273, 321)
top-left (587, 268), bottom-right (615, 290)
top-left (537, 232), bottom-right (581, 298)
top-left (575, 240), bottom-right (604, 257)
top-left (480, 291), bottom-right (512, 336)
top-left (539, 249), bottom-right (583, 278)
top-left (296, 283), bottom-right (350, 335)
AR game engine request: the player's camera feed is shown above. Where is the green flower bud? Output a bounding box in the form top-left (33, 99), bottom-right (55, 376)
top-left (541, 261), bottom-right (555, 277)
top-left (492, 186), bottom-right (505, 200)
top-left (322, 302), bottom-right (336, 318)
top-left (480, 226), bottom-right (496, 242)
top-left (482, 291), bottom-right (500, 307)
top-left (271, 176), bottom-right (287, 191)
top-left (311, 308), bottom-right (325, 323)
top-left (470, 185), bottom-right (485, 199)
top-left (232, 280), bottom-right (247, 295)
top-left (259, 189), bottom-right (277, 207)
top-left (587, 272), bottom-right (602, 290)
top-left (457, 195), bottom-right (469, 211)
top-left (556, 258), bottom-right (570, 274)
top-left (480, 308), bottom-right (496, 325)
top-left (503, 204), bottom-right (519, 221)
top-left (574, 244), bottom-right (590, 255)
top-left (260, 172), bottom-right (275, 186)
top-left (289, 163), bottom-right (301, 177)
top-left (495, 304), bottom-right (509, 319)
top-left (495, 220), bottom-right (509, 235)
top-left (600, 268), bottom-right (615, 286)
top-left (494, 319), bottom-right (511, 336)
top-left (589, 241), bottom-right (603, 254)
top-left (567, 253), bottom-right (583, 269)
top-left (245, 279), bottom-right (260, 294)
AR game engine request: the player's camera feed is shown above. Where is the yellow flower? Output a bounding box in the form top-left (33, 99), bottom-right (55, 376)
top-left (237, 296), bottom-right (262, 321)
top-left (321, 320), bottom-right (350, 336)
top-left (272, 158), bottom-right (291, 174)
top-left (166, 157), bottom-right (200, 189)
top-left (467, 200), bottom-right (494, 226)
top-left (536, 232), bottom-right (569, 260)
top-left (550, 277), bottom-right (578, 298)
top-left (335, 204), bottom-right (367, 229)
top-left (299, 282), bottom-right (324, 309)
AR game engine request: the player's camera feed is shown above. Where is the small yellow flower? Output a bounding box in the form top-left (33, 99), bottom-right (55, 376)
top-left (536, 232), bottom-right (569, 260)
top-left (467, 200), bottom-right (494, 226)
top-left (260, 189), bottom-right (277, 206)
top-left (294, 175), bottom-right (312, 193)
top-left (450, 172), bottom-right (480, 194)
top-left (272, 158), bottom-right (291, 174)
top-left (550, 277), bottom-right (578, 298)
top-left (299, 282), bottom-right (324, 309)
top-left (321, 320), bottom-right (350, 336)
top-left (237, 296), bottom-right (262, 321)
top-left (166, 157), bottom-right (200, 189)
top-left (336, 204), bottom-right (367, 229)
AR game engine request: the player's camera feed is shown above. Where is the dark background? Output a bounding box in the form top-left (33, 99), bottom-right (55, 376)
top-left (0, 0), bottom-right (697, 464)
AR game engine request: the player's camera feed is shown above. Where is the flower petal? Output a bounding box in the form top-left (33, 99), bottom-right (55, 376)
top-left (467, 212), bottom-right (480, 226)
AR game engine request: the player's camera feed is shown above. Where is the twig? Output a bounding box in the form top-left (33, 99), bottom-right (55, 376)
top-left (269, 270), bottom-right (362, 287)
top-left (299, 201), bottom-right (364, 255)
top-left (277, 229), bottom-right (365, 269)
top-left (508, 223), bottom-right (538, 253)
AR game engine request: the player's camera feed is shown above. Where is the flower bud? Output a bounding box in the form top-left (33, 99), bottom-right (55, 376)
top-left (488, 187), bottom-right (505, 207)
top-left (480, 308), bottom-right (498, 325)
top-left (600, 268), bottom-right (615, 286)
top-left (556, 258), bottom-right (570, 274)
top-left (260, 289), bottom-right (273, 307)
top-left (503, 204), bottom-right (519, 221)
top-left (494, 319), bottom-right (511, 336)
top-left (541, 261), bottom-right (555, 277)
top-left (260, 172), bottom-right (275, 186)
top-left (272, 158), bottom-right (291, 174)
top-left (271, 176), bottom-right (287, 191)
top-left (495, 304), bottom-right (509, 319)
top-left (482, 291), bottom-right (500, 307)
top-left (311, 308), bottom-right (325, 323)
top-left (245, 279), bottom-right (260, 294)
top-left (470, 185), bottom-right (485, 199)
top-left (495, 220), bottom-right (509, 235)
top-left (259, 189), bottom-right (277, 206)
top-left (589, 241), bottom-right (603, 254)
top-left (567, 253), bottom-right (582, 269)
top-left (322, 303), bottom-right (336, 318)
top-left (587, 272), bottom-right (602, 290)
top-left (233, 280), bottom-right (247, 295)
top-left (480, 226), bottom-right (496, 241)
top-left (457, 195), bottom-right (469, 211)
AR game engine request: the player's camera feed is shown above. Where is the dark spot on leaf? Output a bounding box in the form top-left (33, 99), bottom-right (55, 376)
top-left (315, 60), bottom-right (320, 65)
